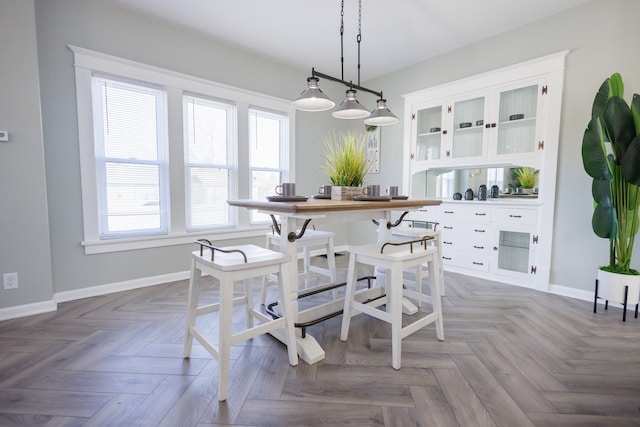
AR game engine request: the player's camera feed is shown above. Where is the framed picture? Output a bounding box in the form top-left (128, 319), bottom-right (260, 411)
top-left (366, 127), bottom-right (380, 173)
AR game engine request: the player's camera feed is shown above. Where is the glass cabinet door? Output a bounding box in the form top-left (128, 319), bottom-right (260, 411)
top-left (496, 230), bottom-right (531, 274)
top-left (415, 105), bottom-right (443, 161)
top-left (452, 96), bottom-right (485, 159)
top-left (496, 85), bottom-right (538, 155)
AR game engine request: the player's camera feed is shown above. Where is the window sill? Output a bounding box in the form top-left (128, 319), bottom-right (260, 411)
top-left (81, 227), bottom-right (269, 255)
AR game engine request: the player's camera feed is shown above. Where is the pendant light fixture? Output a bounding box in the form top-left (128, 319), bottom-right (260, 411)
top-left (292, 0), bottom-right (399, 126)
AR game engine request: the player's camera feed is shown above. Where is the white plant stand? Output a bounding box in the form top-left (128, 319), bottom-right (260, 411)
top-left (594, 269), bottom-right (640, 322)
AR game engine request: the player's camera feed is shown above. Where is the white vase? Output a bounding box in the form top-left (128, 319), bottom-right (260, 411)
top-left (597, 269), bottom-right (640, 305)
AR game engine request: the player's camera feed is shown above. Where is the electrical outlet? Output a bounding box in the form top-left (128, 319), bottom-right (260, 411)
top-left (3, 272), bottom-right (18, 290)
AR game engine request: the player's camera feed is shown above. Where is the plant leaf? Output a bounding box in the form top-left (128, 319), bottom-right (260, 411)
top-left (592, 178), bottom-right (611, 203)
top-left (603, 96), bottom-right (635, 162)
top-left (592, 197), bottom-right (616, 238)
top-left (592, 78), bottom-right (610, 118)
top-left (582, 116), bottom-right (611, 180)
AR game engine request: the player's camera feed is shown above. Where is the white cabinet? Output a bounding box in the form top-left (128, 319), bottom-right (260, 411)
top-left (408, 79), bottom-right (550, 171)
top-left (401, 51), bottom-right (567, 292)
top-left (408, 202), bottom-right (543, 289)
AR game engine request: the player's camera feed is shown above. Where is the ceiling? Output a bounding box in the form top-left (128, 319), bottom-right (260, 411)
top-left (104, 0), bottom-right (592, 81)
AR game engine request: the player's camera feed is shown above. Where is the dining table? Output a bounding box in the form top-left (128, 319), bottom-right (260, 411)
top-left (227, 196), bottom-right (441, 364)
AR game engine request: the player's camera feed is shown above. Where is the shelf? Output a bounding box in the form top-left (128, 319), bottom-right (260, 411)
top-left (499, 116), bottom-right (536, 126)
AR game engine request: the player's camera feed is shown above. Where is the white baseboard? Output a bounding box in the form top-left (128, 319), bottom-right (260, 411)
top-left (548, 283), bottom-right (594, 302)
top-left (0, 300), bottom-right (57, 322)
top-left (55, 271), bottom-right (190, 303)
top-left (0, 271), bottom-right (190, 322)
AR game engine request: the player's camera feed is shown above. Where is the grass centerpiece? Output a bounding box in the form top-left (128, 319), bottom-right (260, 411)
top-left (323, 130), bottom-right (370, 200)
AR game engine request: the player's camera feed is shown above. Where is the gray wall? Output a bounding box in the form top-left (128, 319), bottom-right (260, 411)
top-left (1, 0), bottom-right (638, 314)
top-left (0, 0), bottom-right (53, 311)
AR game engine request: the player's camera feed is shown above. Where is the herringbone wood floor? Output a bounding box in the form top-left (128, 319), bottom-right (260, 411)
top-left (1, 254), bottom-right (639, 426)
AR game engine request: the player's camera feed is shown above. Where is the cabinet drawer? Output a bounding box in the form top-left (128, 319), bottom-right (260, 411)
top-left (439, 204), bottom-right (492, 222)
top-left (460, 206), bottom-right (492, 223)
top-left (442, 251), bottom-right (490, 272)
top-left (495, 208), bottom-right (537, 226)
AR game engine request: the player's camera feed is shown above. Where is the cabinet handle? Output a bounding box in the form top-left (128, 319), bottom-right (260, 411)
top-left (443, 241), bottom-right (453, 245)
top-left (473, 245), bottom-right (484, 249)
top-left (491, 123), bottom-right (496, 128)
top-left (474, 229), bottom-right (486, 233)
top-left (446, 150), bottom-right (451, 157)
top-left (443, 256), bottom-right (452, 260)
top-left (493, 246), bottom-right (498, 251)
top-left (443, 211), bottom-right (454, 214)
top-left (485, 123), bottom-right (491, 129)
top-left (410, 153), bottom-right (415, 160)
top-left (443, 130), bottom-right (448, 135)
top-left (443, 226), bottom-right (453, 229)
top-left (509, 214), bottom-right (522, 218)
top-left (475, 212), bottom-right (486, 216)
top-left (472, 261), bottom-right (484, 266)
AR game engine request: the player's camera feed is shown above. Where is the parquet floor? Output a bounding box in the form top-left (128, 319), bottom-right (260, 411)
top-left (1, 254), bottom-right (639, 426)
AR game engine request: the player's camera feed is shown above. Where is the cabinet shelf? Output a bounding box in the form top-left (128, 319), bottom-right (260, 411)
top-left (499, 116), bottom-right (536, 126)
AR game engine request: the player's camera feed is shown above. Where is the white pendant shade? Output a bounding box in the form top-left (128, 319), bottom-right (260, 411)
top-left (332, 89), bottom-right (370, 119)
top-left (364, 99), bottom-right (399, 126)
top-left (292, 77), bottom-right (335, 111)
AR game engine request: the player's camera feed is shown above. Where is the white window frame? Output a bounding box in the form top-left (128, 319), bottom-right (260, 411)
top-left (70, 45), bottom-right (295, 254)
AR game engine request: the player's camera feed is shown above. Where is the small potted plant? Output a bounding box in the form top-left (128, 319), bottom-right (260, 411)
top-left (323, 130), bottom-right (370, 200)
top-left (582, 73), bottom-right (640, 318)
top-left (511, 167), bottom-right (538, 193)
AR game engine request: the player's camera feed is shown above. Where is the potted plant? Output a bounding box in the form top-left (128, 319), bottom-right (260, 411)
top-left (511, 167), bottom-right (538, 192)
top-left (582, 73), bottom-right (640, 317)
top-left (323, 130), bottom-right (370, 200)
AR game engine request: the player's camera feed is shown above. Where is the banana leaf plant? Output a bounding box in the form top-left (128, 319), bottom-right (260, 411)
top-left (582, 73), bottom-right (640, 274)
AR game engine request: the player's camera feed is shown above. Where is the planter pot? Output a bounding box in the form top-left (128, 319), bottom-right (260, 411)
top-left (596, 269), bottom-right (640, 306)
top-left (331, 186), bottom-right (363, 201)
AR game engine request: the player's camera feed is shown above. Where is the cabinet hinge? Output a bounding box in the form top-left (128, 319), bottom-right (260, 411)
top-left (411, 113), bottom-right (416, 120)
top-left (531, 265), bottom-right (537, 274)
top-left (532, 235), bottom-right (539, 244)
top-left (537, 141), bottom-right (544, 150)
top-left (541, 85), bottom-right (548, 95)
top-left (447, 105), bottom-right (452, 113)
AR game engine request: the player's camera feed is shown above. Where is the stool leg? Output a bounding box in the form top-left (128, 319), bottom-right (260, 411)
top-left (183, 259), bottom-right (200, 358)
top-left (217, 274), bottom-right (234, 401)
top-left (428, 256), bottom-right (444, 341)
top-left (340, 253), bottom-right (359, 341)
top-left (277, 263), bottom-right (299, 367)
top-left (303, 246), bottom-right (311, 288)
top-left (244, 278), bottom-right (254, 329)
top-left (435, 234), bottom-right (445, 297)
top-left (326, 239), bottom-right (338, 299)
top-left (390, 262), bottom-right (404, 370)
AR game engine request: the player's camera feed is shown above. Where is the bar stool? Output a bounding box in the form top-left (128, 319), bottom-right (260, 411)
top-left (262, 228), bottom-right (337, 304)
top-left (392, 221), bottom-right (445, 297)
top-left (183, 239), bottom-right (298, 401)
top-left (340, 238), bottom-right (444, 369)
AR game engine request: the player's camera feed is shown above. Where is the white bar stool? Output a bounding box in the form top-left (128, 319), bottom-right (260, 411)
top-left (262, 228), bottom-right (337, 304)
top-left (392, 221), bottom-right (445, 297)
top-left (340, 238), bottom-right (444, 369)
top-left (183, 239), bottom-right (298, 401)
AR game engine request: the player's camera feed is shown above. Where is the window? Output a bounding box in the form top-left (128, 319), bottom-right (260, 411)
top-left (92, 76), bottom-right (169, 238)
top-left (71, 46), bottom-right (295, 254)
top-left (184, 95), bottom-right (233, 230)
top-left (249, 108), bottom-right (288, 223)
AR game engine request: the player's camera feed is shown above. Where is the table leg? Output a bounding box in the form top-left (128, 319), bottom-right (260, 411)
top-left (277, 216), bottom-right (326, 364)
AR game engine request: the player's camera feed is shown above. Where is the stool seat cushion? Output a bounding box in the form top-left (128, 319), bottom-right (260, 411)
top-left (193, 244), bottom-right (289, 271)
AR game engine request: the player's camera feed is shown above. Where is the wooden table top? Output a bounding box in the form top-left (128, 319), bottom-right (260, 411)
top-left (227, 198), bottom-right (441, 214)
